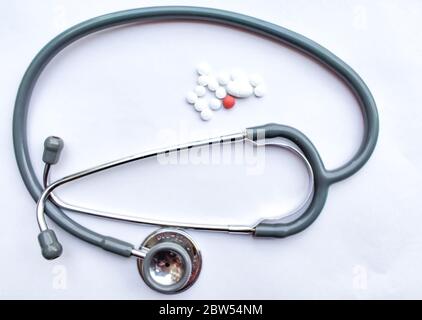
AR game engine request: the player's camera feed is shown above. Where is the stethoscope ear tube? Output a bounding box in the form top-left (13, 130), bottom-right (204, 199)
top-left (247, 123), bottom-right (330, 238)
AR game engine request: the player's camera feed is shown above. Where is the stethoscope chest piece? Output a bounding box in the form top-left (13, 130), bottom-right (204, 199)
top-left (137, 228), bottom-right (202, 294)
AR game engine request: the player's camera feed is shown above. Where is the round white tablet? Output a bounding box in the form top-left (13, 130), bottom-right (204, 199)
top-left (194, 99), bottom-right (208, 112)
top-left (217, 71), bottom-right (230, 85)
top-left (196, 62), bottom-right (211, 75)
top-left (197, 75), bottom-right (209, 86)
top-left (249, 74), bottom-right (263, 87)
top-left (209, 98), bottom-right (222, 110)
top-left (186, 91), bottom-right (198, 104)
top-left (194, 85), bottom-right (206, 97)
top-left (254, 84), bottom-right (267, 97)
top-left (207, 77), bottom-right (219, 91)
top-left (200, 108), bottom-right (213, 121)
top-left (215, 86), bottom-right (227, 99)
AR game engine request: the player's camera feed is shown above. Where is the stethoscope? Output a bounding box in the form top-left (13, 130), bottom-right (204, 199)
top-left (13, 6), bottom-right (379, 294)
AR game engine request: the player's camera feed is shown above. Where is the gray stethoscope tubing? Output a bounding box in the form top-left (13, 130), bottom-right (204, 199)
top-left (13, 6), bottom-right (378, 279)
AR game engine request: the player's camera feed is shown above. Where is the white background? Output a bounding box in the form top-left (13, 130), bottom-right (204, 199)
top-left (1, 0), bottom-right (421, 299)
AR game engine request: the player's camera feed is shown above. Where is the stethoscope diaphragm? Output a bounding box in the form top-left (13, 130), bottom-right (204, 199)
top-left (137, 228), bottom-right (202, 294)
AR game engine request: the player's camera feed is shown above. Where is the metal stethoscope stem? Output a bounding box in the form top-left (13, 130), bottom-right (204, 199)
top-left (38, 130), bottom-right (315, 250)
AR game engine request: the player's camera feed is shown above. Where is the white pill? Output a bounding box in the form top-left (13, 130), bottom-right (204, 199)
top-left (194, 99), bottom-right (208, 112)
top-left (194, 85), bottom-right (206, 97)
top-left (200, 108), bottom-right (213, 121)
top-left (226, 80), bottom-right (254, 98)
top-left (209, 98), bottom-right (222, 110)
top-left (196, 62), bottom-right (211, 75)
top-left (254, 84), bottom-right (267, 97)
top-left (186, 91), bottom-right (198, 104)
top-left (207, 77), bottom-right (219, 91)
top-left (217, 71), bottom-right (230, 85)
top-left (197, 75), bottom-right (209, 86)
top-left (249, 74), bottom-right (263, 87)
top-left (215, 86), bottom-right (227, 99)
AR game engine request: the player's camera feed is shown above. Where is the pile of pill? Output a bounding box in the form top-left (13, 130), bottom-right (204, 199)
top-left (186, 62), bottom-right (267, 121)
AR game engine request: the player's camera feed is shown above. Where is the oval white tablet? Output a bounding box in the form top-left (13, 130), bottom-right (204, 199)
top-left (186, 91), bottom-right (198, 104)
top-left (226, 80), bottom-right (254, 98)
top-left (194, 99), bottom-right (208, 112)
top-left (194, 85), bottom-right (206, 97)
top-left (209, 98), bottom-right (222, 110)
top-left (196, 62), bottom-right (211, 75)
top-left (254, 84), bottom-right (267, 97)
top-left (215, 87), bottom-right (227, 99)
top-left (200, 108), bottom-right (213, 121)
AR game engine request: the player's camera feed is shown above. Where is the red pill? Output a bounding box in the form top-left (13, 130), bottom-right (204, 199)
top-left (223, 95), bottom-right (236, 109)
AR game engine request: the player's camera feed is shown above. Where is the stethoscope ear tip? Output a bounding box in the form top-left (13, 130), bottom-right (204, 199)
top-left (38, 229), bottom-right (63, 260)
top-left (43, 136), bottom-right (64, 165)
